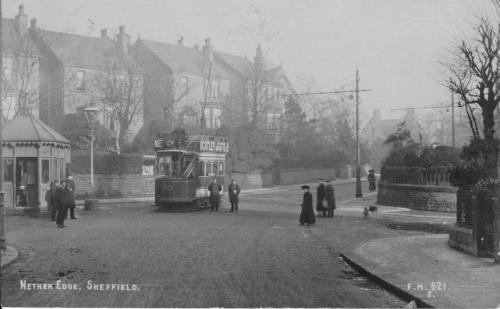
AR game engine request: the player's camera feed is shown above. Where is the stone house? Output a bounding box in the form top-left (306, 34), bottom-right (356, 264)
top-left (30, 23), bottom-right (144, 145)
top-left (1, 5), bottom-right (40, 120)
top-left (361, 108), bottom-right (424, 170)
top-left (132, 38), bottom-right (235, 134)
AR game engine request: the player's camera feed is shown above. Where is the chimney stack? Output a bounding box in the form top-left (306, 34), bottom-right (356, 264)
top-left (30, 18), bottom-right (37, 32)
top-left (193, 44), bottom-right (199, 50)
top-left (116, 25), bottom-right (129, 54)
top-left (101, 28), bottom-right (107, 38)
top-left (15, 4), bottom-right (28, 35)
top-left (177, 36), bottom-right (184, 46)
top-left (202, 38), bottom-right (213, 63)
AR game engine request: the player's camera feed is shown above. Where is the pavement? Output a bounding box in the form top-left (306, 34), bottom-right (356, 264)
top-left (340, 197), bottom-right (500, 309)
top-left (0, 245), bottom-right (18, 268)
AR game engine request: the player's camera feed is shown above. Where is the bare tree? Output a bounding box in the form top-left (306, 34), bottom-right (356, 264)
top-left (165, 71), bottom-right (197, 131)
top-left (93, 50), bottom-right (143, 154)
top-left (1, 34), bottom-right (39, 120)
top-left (444, 16), bottom-right (500, 177)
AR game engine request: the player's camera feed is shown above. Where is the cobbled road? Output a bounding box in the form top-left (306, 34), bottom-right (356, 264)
top-left (2, 181), bottom-right (407, 308)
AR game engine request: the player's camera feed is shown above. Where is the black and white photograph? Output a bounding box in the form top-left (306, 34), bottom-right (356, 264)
top-left (1, 0), bottom-right (500, 308)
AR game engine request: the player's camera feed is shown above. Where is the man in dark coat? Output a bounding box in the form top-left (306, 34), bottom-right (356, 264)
top-left (64, 176), bottom-right (77, 219)
top-left (54, 180), bottom-right (67, 228)
top-left (228, 179), bottom-right (241, 212)
top-left (45, 180), bottom-right (58, 221)
top-left (316, 179), bottom-right (326, 217)
top-left (325, 179), bottom-right (336, 217)
top-left (299, 185), bottom-right (315, 225)
top-left (208, 178), bottom-right (222, 211)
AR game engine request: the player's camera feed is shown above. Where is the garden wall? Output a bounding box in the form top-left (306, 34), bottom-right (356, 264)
top-left (73, 167), bottom-right (340, 198)
top-left (377, 182), bottom-right (457, 212)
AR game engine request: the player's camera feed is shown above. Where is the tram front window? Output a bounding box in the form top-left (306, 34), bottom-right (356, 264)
top-left (156, 151), bottom-right (196, 178)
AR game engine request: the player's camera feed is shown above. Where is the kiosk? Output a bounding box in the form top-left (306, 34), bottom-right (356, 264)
top-left (1, 111), bottom-right (71, 213)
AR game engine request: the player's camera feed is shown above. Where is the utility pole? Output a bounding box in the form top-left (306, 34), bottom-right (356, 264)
top-left (0, 0), bottom-right (6, 250)
top-left (355, 69), bottom-right (362, 198)
top-left (451, 90), bottom-right (455, 148)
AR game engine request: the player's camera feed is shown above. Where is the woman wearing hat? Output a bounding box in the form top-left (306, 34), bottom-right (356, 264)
top-left (368, 170), bottom-right (377, 192)
top-left (299, 185), bottom-right (315, 225)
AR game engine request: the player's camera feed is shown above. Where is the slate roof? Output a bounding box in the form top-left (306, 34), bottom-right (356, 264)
top-left (137, 39), bottom-right (236, 80)
top-left (1, 111), bottom-right (70, 145)
top-left (36, 29), bottom-right (125, 69)
top-left (1, 18), bottom-right (39, 56)
top-left (214, 51), bottom-right (252, 76)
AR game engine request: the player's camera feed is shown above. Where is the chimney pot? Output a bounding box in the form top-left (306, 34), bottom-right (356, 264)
top-left (19, 4), bottom-right (24, 14)
top-left (101, 28), bottom-right (107, 38)
top-left (30, 18), bottom-right (37, 31)
top-left (178, 36), bottom-right (184, 46)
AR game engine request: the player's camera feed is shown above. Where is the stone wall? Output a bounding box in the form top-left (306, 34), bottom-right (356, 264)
top-left (73, 167), bottom-right (339, 198)
top-left (72, 174), bottom-right (155, 198)
top-left (377, 182), bottom-right (458, 212)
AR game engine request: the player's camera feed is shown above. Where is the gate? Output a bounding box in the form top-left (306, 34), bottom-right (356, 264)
top-left (477, 193), bottom-right (496, 257)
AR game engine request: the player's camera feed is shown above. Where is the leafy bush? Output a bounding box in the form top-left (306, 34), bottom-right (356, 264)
top-left (449, 138), bottom-right (497, 188)
top-left (382, 144), bottom-right (460, 168)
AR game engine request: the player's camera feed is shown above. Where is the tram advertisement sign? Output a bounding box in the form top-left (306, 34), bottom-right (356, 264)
top-left (200, 137), bottom-right (229, 153)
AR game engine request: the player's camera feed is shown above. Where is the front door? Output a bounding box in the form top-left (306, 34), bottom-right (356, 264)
top-left (15, 157), bottom-right (39, 207)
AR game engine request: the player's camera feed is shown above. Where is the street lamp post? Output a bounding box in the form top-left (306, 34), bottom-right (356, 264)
top-left (355, 69), bottom-right (363, 198)
top-left (84, 102), bottom-right (98, 193)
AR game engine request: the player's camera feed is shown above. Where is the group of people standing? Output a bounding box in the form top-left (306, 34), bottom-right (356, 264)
top-left (45, 176), bottom-right (77, 228)
top-left (207, 178), bottom-right (241, 212)
top-left (299, 178), bottom-right (336, 226)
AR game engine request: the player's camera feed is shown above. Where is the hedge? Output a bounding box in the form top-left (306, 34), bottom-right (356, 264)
top-left (69, 152), bottom-right (144, 174)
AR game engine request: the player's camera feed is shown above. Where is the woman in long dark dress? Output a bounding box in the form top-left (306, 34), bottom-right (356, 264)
top-left (299, 185), bottom-right (316, 225)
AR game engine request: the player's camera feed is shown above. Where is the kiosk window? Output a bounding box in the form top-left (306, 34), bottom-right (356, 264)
top-left (3, 159), bottom-right (13, 182)
top-left (42, 159), bottom-right (50, 184)
top-left (206, 162), bottom-right (213, 176)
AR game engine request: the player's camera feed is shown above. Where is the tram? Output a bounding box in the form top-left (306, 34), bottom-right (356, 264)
top-left (153, 134), bottom-right (229, 209)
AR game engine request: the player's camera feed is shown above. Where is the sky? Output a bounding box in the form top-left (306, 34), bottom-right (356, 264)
top-left (2, 0), bottom-right (495, 120)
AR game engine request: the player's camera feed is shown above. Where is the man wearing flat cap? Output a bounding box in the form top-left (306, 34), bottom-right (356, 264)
top-left (299, 185), bottom-right (315, 225)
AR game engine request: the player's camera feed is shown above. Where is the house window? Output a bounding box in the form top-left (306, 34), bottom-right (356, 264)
top-left (178, 76), bottom-right (188, 94)
top-left (2, 96), bottom-right (17, 120)
top-left (267, 113), bottom-right (280, 130)
top-left (204, 79), bottom-right (220, 98)
top-left (2, 57), bottom-right (13, 80)
top-left (76, 71), bottom-right (85, 89)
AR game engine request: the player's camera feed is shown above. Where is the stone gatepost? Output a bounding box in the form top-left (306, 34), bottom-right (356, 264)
top-left (494, 197), bottom-right (500, 264)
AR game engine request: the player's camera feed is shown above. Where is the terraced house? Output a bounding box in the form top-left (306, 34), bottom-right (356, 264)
top-left (133, 37), bottom-right (295, 139)
top-left (30, 22), bottom-right (144, 152)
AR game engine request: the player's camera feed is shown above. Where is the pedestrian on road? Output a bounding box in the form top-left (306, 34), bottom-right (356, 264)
top-left (325, 179), bottom-right (336, 217)
top-left (208, 177), bottom-right (222, 211)
top-left (54, 180), bottom-right (67, 228)
top-left (316, 178), bottom-right (326, 217)
top-left (45, 180), bottom-right (58, 221)
top-left (368, 170), bottom-right (377, 192)
top-left (299, 185), bottom-right (315, 226)
top-left (64, 175), bottom-right (77, 219)
top-left (228, 179), bottom-right (241, 212)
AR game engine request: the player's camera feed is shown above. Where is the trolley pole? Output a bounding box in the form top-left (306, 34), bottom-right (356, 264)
top-left (355, 69), bottom-right (362, 198)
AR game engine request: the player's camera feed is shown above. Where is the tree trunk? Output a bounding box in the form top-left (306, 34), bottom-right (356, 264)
top-left (482, 103), bottom-right (498, 178)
